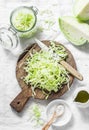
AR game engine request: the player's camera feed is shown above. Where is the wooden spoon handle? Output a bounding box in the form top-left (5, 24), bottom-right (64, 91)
top-left (42, 112), bottom-right (56, 130)
top-left (42, 124), bottom-right (51, 130)
top-left (10, 87), bottom-right (31, 112)
top-left (60, 60), bottom-right (83, 81)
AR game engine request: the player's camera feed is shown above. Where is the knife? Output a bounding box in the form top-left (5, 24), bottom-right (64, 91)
top-left (35, 38), bottom-right (83, 81)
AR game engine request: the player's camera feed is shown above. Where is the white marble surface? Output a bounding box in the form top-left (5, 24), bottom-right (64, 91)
top-left (0, 0), bottom-right (89, 130)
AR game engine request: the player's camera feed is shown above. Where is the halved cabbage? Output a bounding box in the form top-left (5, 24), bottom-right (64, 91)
top-left (73, 0), bottom-right (89, 21)
top-left (59, 16), bottom-right (89, 45)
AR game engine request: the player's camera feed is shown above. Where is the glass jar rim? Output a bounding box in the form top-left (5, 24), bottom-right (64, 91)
top-left (10, 6), bottom-right (38, 33)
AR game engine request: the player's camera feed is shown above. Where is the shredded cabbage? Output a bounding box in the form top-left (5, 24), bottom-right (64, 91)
top-left (32, 105), bottom-right (41, 122)
top-left (12, 9), bottom-right (35, 31)
top-left (24, 42), bottom-right (69, 97)
top-left (50, 41), bottom-right (68, 60)
top-left (29, 104), bottom-right (44, 126)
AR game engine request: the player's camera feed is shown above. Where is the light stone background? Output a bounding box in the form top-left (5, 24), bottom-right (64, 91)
top-left (0, 0), bottom-right (89, 130)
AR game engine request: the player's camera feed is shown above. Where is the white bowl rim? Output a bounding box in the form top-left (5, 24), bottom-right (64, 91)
top-left (46, 99), bottom-right (72, 127)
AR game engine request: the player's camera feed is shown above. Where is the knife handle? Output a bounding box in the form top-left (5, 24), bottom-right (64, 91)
top-left (60, 60), bottom-right (83, 81)
top-left (10, 87), bottom-right (31, 112)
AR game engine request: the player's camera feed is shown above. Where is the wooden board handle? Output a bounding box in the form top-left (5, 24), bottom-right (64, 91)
top-left (10, 87), bottom-right (31, 112)
top-left (60, 60), bottom-right (83, 81)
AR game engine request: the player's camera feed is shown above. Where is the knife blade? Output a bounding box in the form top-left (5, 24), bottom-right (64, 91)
top-left (35, 38), bottom-right (83, 81)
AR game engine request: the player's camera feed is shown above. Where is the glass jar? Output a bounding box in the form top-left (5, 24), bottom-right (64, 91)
top-left (10, 6), bottom-right (38, 38)
top-left (0, 6), bottom-right (38, 51)
top-left (0, 24), bottom-right (19, 50)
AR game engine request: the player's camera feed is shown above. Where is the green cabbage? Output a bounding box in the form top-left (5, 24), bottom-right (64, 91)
top-left (73, 0), bottom-right (89, 21)
top-left (59, 16), bottom-right (89, 45)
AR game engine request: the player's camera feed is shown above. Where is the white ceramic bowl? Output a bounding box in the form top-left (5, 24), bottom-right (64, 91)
top-left (46, 99), bottom-right (72, 127)
top-left (73, 87), bottom-right (89, 108)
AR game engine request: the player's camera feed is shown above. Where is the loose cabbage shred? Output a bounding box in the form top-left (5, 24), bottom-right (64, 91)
top-left (32, 105), bottom-right (41, 123)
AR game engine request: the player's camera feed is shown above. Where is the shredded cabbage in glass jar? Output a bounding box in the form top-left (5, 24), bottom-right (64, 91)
top-left (12, 10), bottom-right (35, 31)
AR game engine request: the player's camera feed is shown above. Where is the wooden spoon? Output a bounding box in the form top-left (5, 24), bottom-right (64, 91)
top-left (42, 104), bottom-right (65, 130)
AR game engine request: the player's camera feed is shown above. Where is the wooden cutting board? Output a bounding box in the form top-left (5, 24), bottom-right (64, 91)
top-left (10, 41), bottom-right (76, 112)
top-left (16, 41), bottom-right (76, 99)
